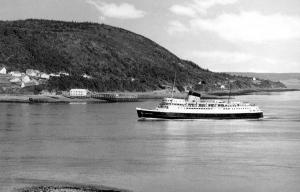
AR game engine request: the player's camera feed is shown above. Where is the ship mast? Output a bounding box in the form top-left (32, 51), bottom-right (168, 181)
top-left (171, 72), bottom-right (176, 98)
top-left (227, 79), bottom-right (232, 103)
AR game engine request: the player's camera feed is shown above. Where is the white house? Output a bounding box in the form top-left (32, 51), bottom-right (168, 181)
top-left (40, 73), bottom-right (50, 79)
top-left (21, 75), bottom-right (31, 83)
top-left (70, 89), bottom-right (89, 97)
top-left (10, 77), bottom-right (21, 83)
top-left (220, 85), bottom-right (226, 89)
top-left (9, 71), bottom-right (22, 77)
top-left (26, 69), bottom-right (40, 77)
top-left (253, 77), bottom-right (256, 81)
top-left (83, 74), bottom-right (92, 79)
top-left (0, 67), bottom-right (6, 74)
top-left (49, 73), bottom-right (60, 77)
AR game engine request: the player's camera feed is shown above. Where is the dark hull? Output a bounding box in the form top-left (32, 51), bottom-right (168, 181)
top-left (137, 109), bottom-right (263, 119)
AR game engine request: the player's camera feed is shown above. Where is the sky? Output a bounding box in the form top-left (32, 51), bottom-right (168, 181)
top-left (1, 0), bottom-right (300, 73)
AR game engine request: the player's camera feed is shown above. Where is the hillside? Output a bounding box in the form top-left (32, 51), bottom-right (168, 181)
top-left (228, 72), bottom-right (300, 89)
top-left (0, 19), bottom-right (285, 92)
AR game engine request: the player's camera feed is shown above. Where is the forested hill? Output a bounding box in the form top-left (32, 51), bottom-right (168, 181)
top-left (0, 19), bottom-right (285, 92)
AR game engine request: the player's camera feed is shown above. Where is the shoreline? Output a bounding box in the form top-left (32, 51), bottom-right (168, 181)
top-left (0, 88), bottom-right (298, 104)
top-left (13, 179), bottom-right (130, 192)
top-left (208, 88), bottom-right (300, 96)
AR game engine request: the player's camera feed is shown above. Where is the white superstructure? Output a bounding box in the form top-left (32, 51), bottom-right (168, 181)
top-left (156, 97), bottom-right (262, 114)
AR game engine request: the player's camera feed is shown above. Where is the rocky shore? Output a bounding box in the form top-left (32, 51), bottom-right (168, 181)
top-left (14, 180), bottom-right (130, 192)
top-left (18, 185), bottom-right (129, 192)
top-left (209, 88), bottom-right (299, 96)
top-left (0, 95), bottom-right (106, 104)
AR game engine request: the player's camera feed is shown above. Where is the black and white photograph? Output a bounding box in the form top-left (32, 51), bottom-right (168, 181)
top-left (0, 0), bottom-right (300, 191)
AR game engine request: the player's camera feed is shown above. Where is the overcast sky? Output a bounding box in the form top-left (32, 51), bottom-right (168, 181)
top-left (1, 0), bottom-right (300, 72)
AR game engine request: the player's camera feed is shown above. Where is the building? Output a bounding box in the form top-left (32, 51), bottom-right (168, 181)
top-left (21, 75), bottom-right (31, 83)
top-left (49, 73), bottom-right (60, 77)
top-left (23, 79), bottom-right (39, 87)
top-left (0, 67), bottom-right (6, 74)
top-left (83, 74), bottom-right (92, 79)
top-left (220, 85), bottom-right (226, 89)
top-left (10, 77), bottom-right (21, 83)
top-left (9, 77), bottom-right (20, 83)
top-left (26, 69), bottom-right (40, 77)
top-left (40, 73), bottom-right (50, 79)
top-left (9, 71), bottom-right (22, 77)
top-left (70, 89), bottom-right (89, 97)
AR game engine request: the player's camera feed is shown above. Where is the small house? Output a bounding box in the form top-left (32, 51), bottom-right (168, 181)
top-left (0, 67), bottom-right (6, 74)
top-left (220, 85), bottom-right (226, 89)
top-left (70, 89), bottom-right (89, 97)
top-left (49, 73), bottom-right (60, 77)
top-left (252, 77), bottom-right (256, 81)
top-left (40, 73), bottom-right (50, 79)
top-left (22, 79), bottom-right (39, 88)
top-left (26, 69), bottom-right (40, 77)
top-left (83, 74), bottom-right (92, 79)
top-left (9, 71), bottom-right (22, 77)
top-left (21, 75), bottom-right (31, 83)
top-left (10, 77), bottom-right (21, 83)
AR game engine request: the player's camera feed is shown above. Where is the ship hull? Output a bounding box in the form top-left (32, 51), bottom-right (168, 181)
top-left (137, 108), bottom-right (263, 119)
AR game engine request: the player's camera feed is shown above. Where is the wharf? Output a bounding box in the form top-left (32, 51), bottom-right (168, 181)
top-left (91, 93), bottom-right (139, 102)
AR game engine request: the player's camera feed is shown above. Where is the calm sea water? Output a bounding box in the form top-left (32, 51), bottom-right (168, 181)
top-left (1, 91), bottom-right (300, 192)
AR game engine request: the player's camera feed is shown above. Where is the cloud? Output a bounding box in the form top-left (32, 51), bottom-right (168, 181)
top-left (86, 0), bottom-right (145, 19)
top-left (167, 20), bottom-right (189, 35)
top-left (170, 0), bottom-right (238, 16)
top-left (168, 11), bottom-right (300, 43)
top-left (190, 11), bottom-right (300, 43)
top-left (183, 50), bottom-right (297, 72)
top-left (169, 5), bottom-right (197, 17)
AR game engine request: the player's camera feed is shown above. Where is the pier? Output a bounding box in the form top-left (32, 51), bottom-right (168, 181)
top-left (91, 93), bottom-right (139, 102)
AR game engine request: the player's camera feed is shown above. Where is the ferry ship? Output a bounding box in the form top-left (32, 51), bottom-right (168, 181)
top-left (136, 91), bottom-right (263, 119)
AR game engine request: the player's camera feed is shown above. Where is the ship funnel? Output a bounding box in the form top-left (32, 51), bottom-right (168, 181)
top-left (187, 91), bottom-right (201, 102)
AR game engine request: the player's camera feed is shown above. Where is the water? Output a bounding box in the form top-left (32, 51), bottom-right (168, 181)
top-left (1, 91), bottom-right (300, 192)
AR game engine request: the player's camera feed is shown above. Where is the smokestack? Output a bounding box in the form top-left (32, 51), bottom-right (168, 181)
top-left (187, 91), bottom-right (201, 103)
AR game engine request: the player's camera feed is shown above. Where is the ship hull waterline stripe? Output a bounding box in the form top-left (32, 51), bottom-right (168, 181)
top-left (137, 109), bottom-right (263, 119)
